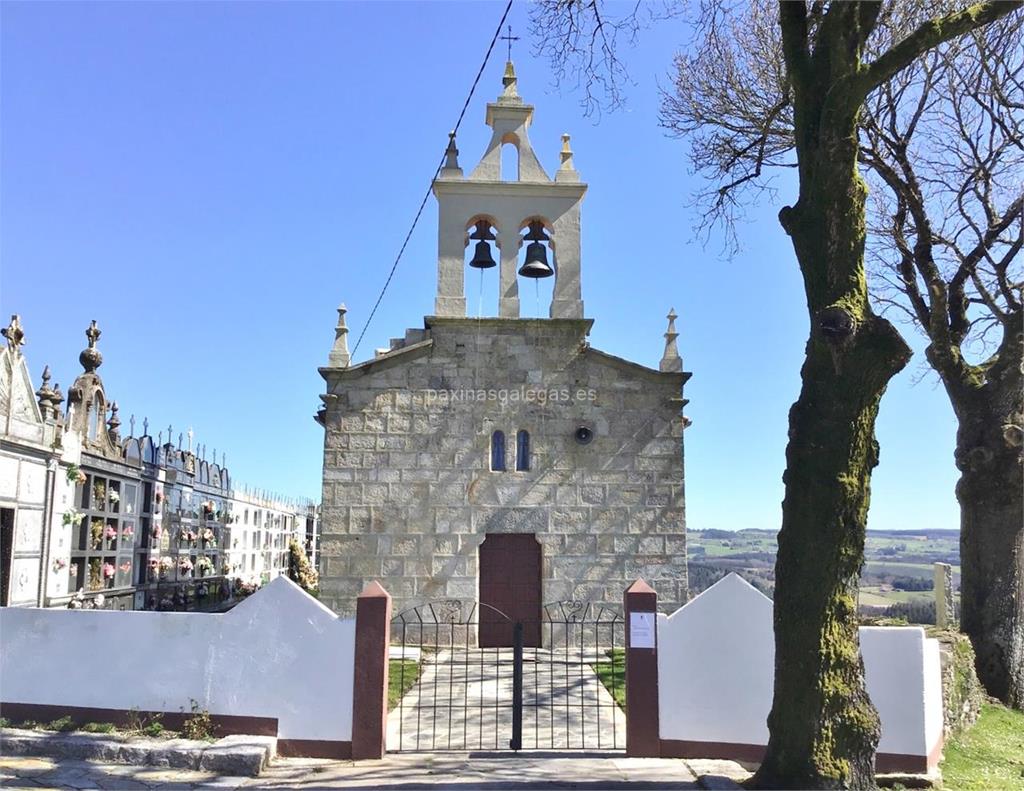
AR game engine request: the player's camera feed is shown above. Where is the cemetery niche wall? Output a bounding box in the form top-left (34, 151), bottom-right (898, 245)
top-left (0, 315), bottom-right (319, 612)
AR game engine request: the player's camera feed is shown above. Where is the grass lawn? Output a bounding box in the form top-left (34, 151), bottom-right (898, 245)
top-left (858, 586), bottom-right (933, 606)
top-left (592, 648), bottom-right (625, 712)
top-left (858, 589), bottom-right (895, 606)
top-left (388, 659), bottom-right (420, 711)
top-left (941, 703), bottom-right (1024, 790)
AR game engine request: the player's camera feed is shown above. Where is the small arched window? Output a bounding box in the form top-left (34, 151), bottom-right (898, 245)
top-left (491, 430), bottom-right (506, 471)
top-left (516, 430), bottom-right (530, 472)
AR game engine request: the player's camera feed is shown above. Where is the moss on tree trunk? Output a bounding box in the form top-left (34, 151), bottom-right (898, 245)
top-left (753, 7), bottom-right (913, 785)
top-left (754, 340), bottom-right (904, 789)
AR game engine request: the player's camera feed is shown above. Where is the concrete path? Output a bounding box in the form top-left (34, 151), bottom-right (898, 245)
top-left (388, 648), bottom-right (626, 752)
top-left (0, 753), bottom-right (751, 789)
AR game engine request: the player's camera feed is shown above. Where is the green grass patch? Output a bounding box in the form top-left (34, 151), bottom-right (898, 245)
top-left (858, 589), bottom-right (895, 606)
top-left (592, 648), bottom-right (626, 712)
top-left (44, 716), bottom-right (77, 732)
top-left (858, 586), bottom-right (934, 606)
top-left (81, 722), bottom-right (115, 734)
top-left (941, 703), bottom-right (1024, 790)
top-left (388, 659), bottom-right (420, 711)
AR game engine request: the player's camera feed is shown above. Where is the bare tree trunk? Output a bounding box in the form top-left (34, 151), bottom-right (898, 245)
top-left (752, 210), bottom-right (912, 789)
top-left (754, 8), bottom-right (913, 780)
top-left (942, 357), bottom-right (1024, 708)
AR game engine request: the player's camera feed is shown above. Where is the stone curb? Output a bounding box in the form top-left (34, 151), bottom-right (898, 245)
top-left (0, 728), bottom-right (275, 777)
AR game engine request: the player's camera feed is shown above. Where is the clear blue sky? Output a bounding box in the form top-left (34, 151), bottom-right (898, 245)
top-left (1, 1), bottom-right (959, 531)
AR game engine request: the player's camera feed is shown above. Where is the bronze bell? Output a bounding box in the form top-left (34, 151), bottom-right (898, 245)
top-left (469, 240), bottom-right (496, 269)
top-left (518, 241), bottom-right (554, 278)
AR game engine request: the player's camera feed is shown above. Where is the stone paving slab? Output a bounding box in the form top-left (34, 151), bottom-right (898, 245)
top-left (389, 648), bottom-right (626, 752)
top-left (249, 753), bottom-right (702, 788)
top-left (0, 752), bottom-right (758, 789)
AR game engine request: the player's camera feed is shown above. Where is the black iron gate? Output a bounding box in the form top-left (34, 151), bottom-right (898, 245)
top-left (389, 599), bottom-right (624, 752)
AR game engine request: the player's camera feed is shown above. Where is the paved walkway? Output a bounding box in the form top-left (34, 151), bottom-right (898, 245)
top-left (0, 753), bottom-right (750, 789)
top-left (388, 648), bottom-right (626, 752)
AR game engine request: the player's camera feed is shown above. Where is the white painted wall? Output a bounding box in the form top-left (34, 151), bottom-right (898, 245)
top-left (657, 574), bottom-right (774, 745)
top-left (0, 576), bottom-right (355, 742)
top-left (658, 573), bottom-right (943, 763)
top-left (923, 635), bottom-right (944, 758)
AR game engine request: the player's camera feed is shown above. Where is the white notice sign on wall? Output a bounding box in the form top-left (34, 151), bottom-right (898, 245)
top-left (630, 612), bottom-right (656, 649)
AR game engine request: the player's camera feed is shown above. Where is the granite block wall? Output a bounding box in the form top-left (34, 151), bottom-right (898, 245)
top-left (319, 317), bottom-right (688, 617)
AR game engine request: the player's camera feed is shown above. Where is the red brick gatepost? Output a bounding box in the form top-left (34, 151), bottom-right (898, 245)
top-left (624, 578), bottom-right (660, 757)
top-left (352, 581), bottom-right (392, 760)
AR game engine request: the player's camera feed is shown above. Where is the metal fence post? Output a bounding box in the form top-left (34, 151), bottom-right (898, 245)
top-left (510, 621), bottom-right (523, 751)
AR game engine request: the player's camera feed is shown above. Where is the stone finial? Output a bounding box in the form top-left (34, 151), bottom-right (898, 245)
top-left (555, 133), bottom-right (580, 183)
top-left (441, 132), bottom-right (462, 177)
top-left (660, 308), bottom-right (683, 373)
top-left (328, 303), bottom-right (351, 367)
top-left (560, 134), bottom-right (574, 169)
top-left (187, 426), bottom-right (194, 452)
top-left (142, 416), bottom-right (149, 436)
top-left (129, 414), bottom-right (136, 436)
top-left (2, 315), bottom-right (25, 354)
top-left (36, 365), bottom-right (55, 411)
top-left (499, 61), bottom-right (522, 104)
top-left (107, 402), bottom-right (121, 443)
top-left (79, 320), bottom-right (103, 373)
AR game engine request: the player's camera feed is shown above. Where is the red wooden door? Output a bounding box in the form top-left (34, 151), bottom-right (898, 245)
top-left (478, 533), bottom-right (542, 647)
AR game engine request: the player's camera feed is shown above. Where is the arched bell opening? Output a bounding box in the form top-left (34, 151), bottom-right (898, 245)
top-left (517, 218), bottom-right (555, 318)
top-left (500, 132), bottom-right (520, 182)
top-left (464, 216), bottom-right (501, 317)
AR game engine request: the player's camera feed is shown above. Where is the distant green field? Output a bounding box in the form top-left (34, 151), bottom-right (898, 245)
top-left (694, 542), bottom-right (746, 557)
top-left (859, 585), bottom-right (933, 605)
top-left (689, 529), bottom-right (960, 610)
top-left (858, 590), bottom-right (894, 606)
top-left (689, 531), bottom-right (959, 568)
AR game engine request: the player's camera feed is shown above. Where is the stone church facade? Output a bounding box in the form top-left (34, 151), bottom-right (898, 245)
top-left (317, 63), bottom-right (690, 626)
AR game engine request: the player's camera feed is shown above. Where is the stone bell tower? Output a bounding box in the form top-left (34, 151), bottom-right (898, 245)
top-left (318, 61), bottom-right (690, 631)
top-left (433, 61), bottom-right (586, 320)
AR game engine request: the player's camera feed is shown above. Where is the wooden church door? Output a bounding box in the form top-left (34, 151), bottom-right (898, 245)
top-left (478, 533), bottom-right (541, 647)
